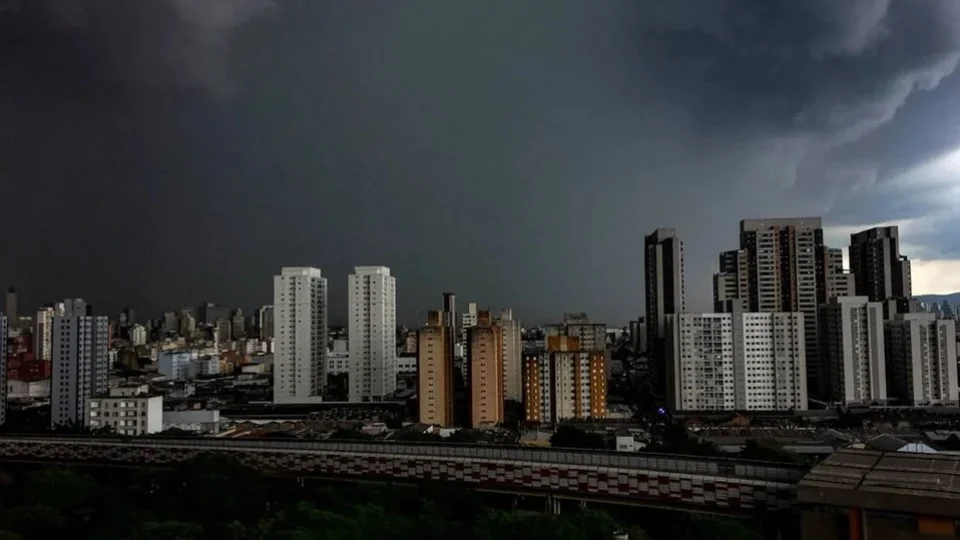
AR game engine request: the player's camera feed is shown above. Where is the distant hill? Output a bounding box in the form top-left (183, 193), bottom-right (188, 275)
top-left (915, 293), bottom-right (960, 305)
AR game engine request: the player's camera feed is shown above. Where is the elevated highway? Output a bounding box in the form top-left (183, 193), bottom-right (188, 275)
top-left (0, 434), bottom-right (806, 515)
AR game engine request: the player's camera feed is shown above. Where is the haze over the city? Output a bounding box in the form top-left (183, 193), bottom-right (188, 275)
top-left (3, 0), bottom-right (960, 324)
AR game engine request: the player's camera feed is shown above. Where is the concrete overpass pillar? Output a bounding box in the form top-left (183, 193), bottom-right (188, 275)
top-left (545, 494), bottom-right (561, 515)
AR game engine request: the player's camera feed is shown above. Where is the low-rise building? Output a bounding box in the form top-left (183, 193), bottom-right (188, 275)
top-left (158, 350), bottom-right (194, 380)
top-left (396, 354), bottom-right (417, 375)
top-left (190, 356), bottom-right (220, 377)
top-left (162, 409), bottom-right (220, 434)
top-left (7, 379), bottom-right (51, 399)
top-left (87, 384), bottom-right (163, 435)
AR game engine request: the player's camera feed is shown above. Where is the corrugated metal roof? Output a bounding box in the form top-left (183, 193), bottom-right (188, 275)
top-left (799, 449), bottom-right (960, 509)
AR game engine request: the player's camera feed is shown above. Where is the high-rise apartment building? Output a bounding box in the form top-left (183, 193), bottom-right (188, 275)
top-left (819, 296), bottom-right (887, 405)
top-left (258, 305), bottom-right (275, 340)
top-left (665, 311), bottom-right (806, 412)
top-left (547, 313), bottom-right (606, 352)
top-left (130, 324), bottom-right (147, 346)
top-left (736, 218), bottom-right (823, 396)
top-left (629, 318), bottom-right (647, 353)
top-left (0, 315), bottom-right (6, 425)
top-left (461, 302), bottom-right (478, 342)
top-left (273, 267), bottom-right (327, 404)
top-left (442, 293), bottom-right (457, 340)
top-left (51, 299), bottom-right (109, 428)
top-left (522, 336), bottom-right (606, 424)
top-left (418, 311), bottom-right (455, 427)
top-left (215, 319), bottom-right (231, 344)
top-left (348, 266), bottom-right (397, 402)
top-left (179, 311), bottom-right (196, 339)
top-left (644, 229), bottom-right (685, 391)
top-left (35, 305), bottom-right (56, 361)
top-left (231, 309), bottom-right (245, 340)
top-left (712, 272), bottom-right (740, 312)
top-left (163, 312), bottom-right (178, 335)
top-left (5, 287), bottom-right (16, 332)
top-left (713, 249), bottom-right (749, 312)
top-left (817, 246), bottom-right (856, 303)
top-left (884, 313), bottom-right (958, 406)
top-left (468, 310), bottom-right (503, 427)
top-left (849, 226), bottom-right (913, 318)
top-left (498, 308), bottom-right (523, 402)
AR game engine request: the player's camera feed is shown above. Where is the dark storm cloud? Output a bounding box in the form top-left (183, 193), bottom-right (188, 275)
top-left (3, 0), bottom-right (274, 96)
top-left (3, 0), bottom-right (960, 324)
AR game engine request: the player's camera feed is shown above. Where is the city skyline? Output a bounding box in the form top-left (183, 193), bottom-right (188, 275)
top-left (4, 2), bottom-right (960, 324)
top-left (0, 217), bottom-right (956, 328)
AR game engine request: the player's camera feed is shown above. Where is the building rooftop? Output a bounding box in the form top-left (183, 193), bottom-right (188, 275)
top-left (799, 449), bottom-right (960, 517)
top-left (740, 217), bottom-right (822, 231)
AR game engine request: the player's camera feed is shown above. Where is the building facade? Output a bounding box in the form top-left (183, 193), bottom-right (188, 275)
top-left (817, 246), bottom-right (856, 303)
top-left (849, 226), bottom-right (912, 316)
top-left (664, 311), bottom-right (807, 412)
top-left (819, 296), bottom-right (887, 405)
top-left (273, 267), bottom-right (328, 404)
top-left (87, 385), bottom-right (163, 436)
top-left (190, 356), bottom-right (220, 378)
top-left (644, 228), bottom-right (685, 392)
top-left (130, 324), bottom-right (147, 346)
top-left (258, 305), bottom-right (275, 341)
top-left (158, 350), bottom-right (193, 380)
top-left (712, 272), bottom-right (742, 312)
top-left (418, 311), bottom-right (454, 427)
top-left (5, 287), bottom-right (16, 332)
top-left (162, 409), bottom-right (220, 434)
top-left (498, 308), bottom-right (523, 402)
top-left (522, 336), bottom-right (606, 424)
top-left (34, 305), bottom-right (57, 361)
top-left (732, 218), bottom-right (824, 397)
top-left (348, 266), bottom-right (397, 402)
top-left (884, 313), bottom-right (958, 406)
top-left (461, 302), bottom-right (478, 343)
top-left (442, 293), bottom-right (457, 341)
top-left (467, 311), bottom-right (503, 428)
top-left (51, 299), bottom-right (109, 428)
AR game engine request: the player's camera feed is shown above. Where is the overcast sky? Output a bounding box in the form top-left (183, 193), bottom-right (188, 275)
top-left (2, 0), bottom-right (960, 325)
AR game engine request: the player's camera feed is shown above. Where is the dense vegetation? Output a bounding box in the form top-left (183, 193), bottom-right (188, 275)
top-left (0, 455), bottom-right (766, 540)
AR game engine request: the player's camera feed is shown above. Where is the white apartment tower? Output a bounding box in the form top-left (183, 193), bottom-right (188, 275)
top-left (273, 267), bottom-right (328, 404)
top-left (498, 308), bottom-right (523, 402)
top-left (884, 314), bottom-right (958, 406)
top-left (665, 311), bottom-right (806, 412)
top-left (51, 299), bottom-right (109, 428)
top-left (348, 266), bottom-right (397, 402)
top-left (35, 306), bottom-right (57, 361)
top-left (819, 296), bottom-right (887, 405)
